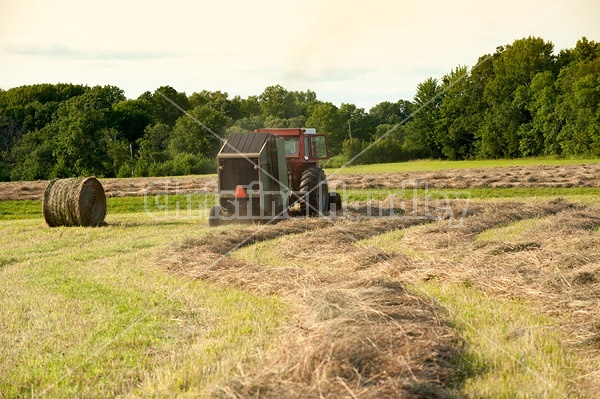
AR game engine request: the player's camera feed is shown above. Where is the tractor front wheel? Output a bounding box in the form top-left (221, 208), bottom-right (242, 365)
top-left (300, 167), bottom-right (328, 216)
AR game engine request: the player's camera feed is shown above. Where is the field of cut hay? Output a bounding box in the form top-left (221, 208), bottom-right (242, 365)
top-left (0, 159), bottom-right (599, 398)
top-left (162, 199), bottom-right (600, 398)
top-left (2, 160), bottom-right (599, 202)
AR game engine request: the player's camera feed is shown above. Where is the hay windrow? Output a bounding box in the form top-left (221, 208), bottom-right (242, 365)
top-left (156, 199), bottom-right (600, 397)
top-left (3, 162), bottom-right (600, 201)
top-left (215, 283), bottom-right (459, 399)
top-left (391, 200), bottom-right (600, 394)
top-left (42, 177), bottom-right (106, 227)
top-left (157, 214), bottom-right (462, 398)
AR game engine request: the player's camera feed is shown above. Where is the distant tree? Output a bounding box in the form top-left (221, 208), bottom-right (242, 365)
top-left (9, 127), bottom-right (55, 180)
top-left (436, 66), bottom-right (479, 159)
top-left (262, 115), bottom-right (306, 129)
top-left (571, 37), bottom-right (600, 63)
top-left (306, 102), bottom-right (342, 153)
top-left (361, 124), bottom-right (414, 164)
top-left (169, 105), bottom-right (228, 157)
top-left (135, 123), bottom-right (172, 176)
top-left (103, 127), bottom-right (133, 177)
top-left (555, 55), bottom-right (600, 155)
top-left (147, 86), bottom-right (190, 127)
top-left (369, 99), bottom-right (413, 126)
top-left (50, 85), bottom-right (125, 177)
top-left (112, 99), bottom-right (152, 143)
top-left (405, 77), bottom-right (442, 158)
top-left (290, 89), bottom-right (317, 116)
top-left (238, 95), bottom-right (261, 118)
top-left (259, 85), bottom-right (295, 119)
top-left (188, 90), bottom-right (238, 122)
top-left (511, 71), bottom-right (558, 156)
top-left (228, 95), bottom-right (245, 121)
top-left (0, 84), bottom-right (87, 180)
top-left (0, 83), bottom-right (87, 108)
top-left (338, 103), bottom-right (372, 142)
top-left (480, 37), bottom-right (555, 157)
top-left (226, 115), bottom-right (265, 134)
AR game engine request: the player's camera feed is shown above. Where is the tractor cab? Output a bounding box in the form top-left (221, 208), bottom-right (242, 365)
top-left (254, 128), bottom-right (329, 190)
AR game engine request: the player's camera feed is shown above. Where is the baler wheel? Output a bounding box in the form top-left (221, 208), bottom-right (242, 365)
top-left (208, 205), bottom-right (222, 227)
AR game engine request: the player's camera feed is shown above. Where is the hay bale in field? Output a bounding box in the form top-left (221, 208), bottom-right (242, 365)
top-left (43, 177), bottom-right (106, 227)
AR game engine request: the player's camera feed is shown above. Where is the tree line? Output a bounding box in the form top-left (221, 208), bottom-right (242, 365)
top-left (0, 36), bottom-right (598, 181)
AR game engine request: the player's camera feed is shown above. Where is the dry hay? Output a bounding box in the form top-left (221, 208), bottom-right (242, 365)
top-left (337, 163), bottom-right (600, 191)
top-left (216, 280), bottom-right (459, 399)
top-left (391, 199), bottom-right (600, 395)
top-left (42, 177), bottom-right (106, 227)
top-left (3, 163), bottom-right (600, 201)
top-left (155, 198), bottom-right (600, 396)
top-left (157, 215), bottom-right (461, 398)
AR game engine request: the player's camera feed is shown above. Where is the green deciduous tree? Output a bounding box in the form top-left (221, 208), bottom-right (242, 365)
top-left (9, 127), bottom-right (55, 180)
top-left (259, 85), bottom-right (295, 119)
top-left (306, 101), bottom-right (342, 153)
top-left (112, 99), bottom-right (152, 143)
top-left (480, 37), bottom-right (555, 157)
top-left (436, 66), bottom-right (479, 159)
top-left (405, 77), bottom-right (442, 158)
top-left (145, 86), bottom-right (190, 127)
top-left (369, 99), bottom-right (412, 126)
top-left (135, 123), bottom-right (172, 176)
top-left (515, 71), bottom-right (560, 156)
top-left (169, 106), bottom-right (228, 157)
top-left (555, 56), bottom-right (600, 155)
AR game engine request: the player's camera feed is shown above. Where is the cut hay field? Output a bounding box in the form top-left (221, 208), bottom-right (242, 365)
top-left (1, 159), bottom-right (599, 398)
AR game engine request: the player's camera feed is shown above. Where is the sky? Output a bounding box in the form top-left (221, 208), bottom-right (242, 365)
top-left (1, 0), bottom-right (599, 110)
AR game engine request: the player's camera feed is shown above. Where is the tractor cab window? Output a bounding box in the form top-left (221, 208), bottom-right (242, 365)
top-left (284, 137), bottom-right (299, 157)
top-left (310, 135), bottom-right (328, 159)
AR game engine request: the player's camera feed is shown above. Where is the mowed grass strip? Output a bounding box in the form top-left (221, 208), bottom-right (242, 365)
top-left (2, 187), bottom-right (597, 222)
top-left (414, 281), bottom-right (576, 398)
top-left (344, 187), bottom-right (600, 202)
top-left (0, 193), bottom-right (216, 221)
top-left (0, 213), bottom-right (287, 398)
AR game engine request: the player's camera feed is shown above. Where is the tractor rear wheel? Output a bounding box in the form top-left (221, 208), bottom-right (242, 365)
top-left (300, 167), bottom-right (328, 215)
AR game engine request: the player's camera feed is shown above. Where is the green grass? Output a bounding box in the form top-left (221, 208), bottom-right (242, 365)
top-left (1, 157), bottom-right (598, 397)
top-left (356, 227), bottom-right (584, 398)
top-left (0, 200), bottom-right (41, 220)
top-left (326, 157), bottom-right (600, 174)
top-left (415, 281), bottom-right (577, 398)
top-left (0, 194), bottom-right (217, 221)
top-left (233, 223), bottom-right (585, 398)
top-left (477, 219), bottom-right (543, 243)
top-left (0, 213), bottom-right (287, 398)
top-left (343, 187), bottom-right (600, 202)
top-left (2, 187), bottom-right (597, 222)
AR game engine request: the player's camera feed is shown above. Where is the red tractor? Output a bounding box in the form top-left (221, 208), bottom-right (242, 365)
top-left (209, 128), bottom-right (340, 226)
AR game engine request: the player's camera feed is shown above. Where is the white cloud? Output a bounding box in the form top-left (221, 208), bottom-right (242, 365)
top-left (1, 40), bottom-right (178, 60)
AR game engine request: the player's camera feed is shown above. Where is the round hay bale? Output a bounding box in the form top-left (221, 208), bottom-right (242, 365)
top-left (43, 177), bottom-right (106, 227)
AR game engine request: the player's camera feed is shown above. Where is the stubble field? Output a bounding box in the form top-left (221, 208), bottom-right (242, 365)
top-left (1, 159), bottom-right (599, 398)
